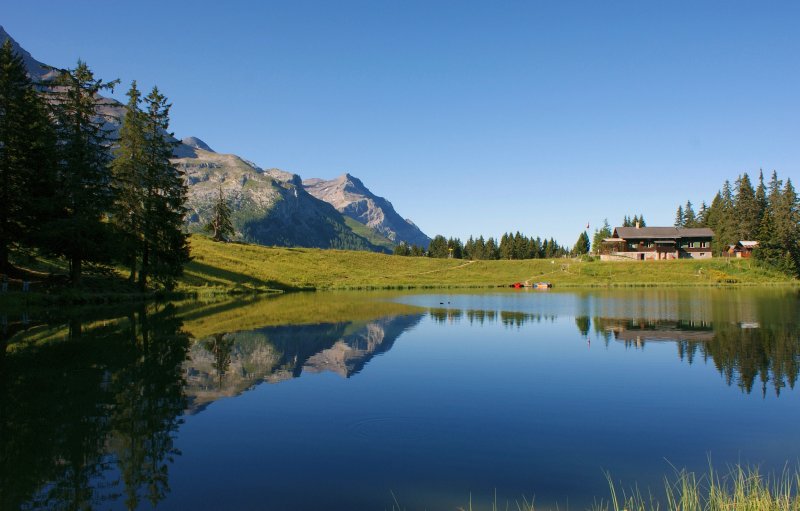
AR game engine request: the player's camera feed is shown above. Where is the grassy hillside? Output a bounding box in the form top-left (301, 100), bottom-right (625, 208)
top-left (180, 235), bottom-right (797, 292)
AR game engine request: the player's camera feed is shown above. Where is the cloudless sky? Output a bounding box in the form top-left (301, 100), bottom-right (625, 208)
top-left (3, 1), bottom-right (799, 245)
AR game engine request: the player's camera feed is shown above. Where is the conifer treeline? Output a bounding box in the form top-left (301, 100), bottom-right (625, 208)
top-left (0, 40), bottom-right (189, 288)
top-left (675, 170), bottom-right (799, 275)
top-left (394, 232), bottom-right (568, 259)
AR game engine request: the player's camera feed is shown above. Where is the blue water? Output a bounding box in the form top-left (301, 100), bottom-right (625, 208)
top-left (3, 289), bottom-right (799, 510)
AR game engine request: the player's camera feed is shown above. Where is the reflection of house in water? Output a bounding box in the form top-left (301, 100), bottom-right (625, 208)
top-left (599, 318), bottom-right (715, 348)
top-left (183, 314), bottom-right (423, 413)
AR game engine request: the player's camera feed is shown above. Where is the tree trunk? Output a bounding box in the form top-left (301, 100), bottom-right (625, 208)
top-left (0, 242), bottom-right (8, 275)
top-left (70, 255), bottom-right (81, 287)
top-left (128, 255), bottom-right (136, 284)
top-left (138, 242), bottom-right (148, 292)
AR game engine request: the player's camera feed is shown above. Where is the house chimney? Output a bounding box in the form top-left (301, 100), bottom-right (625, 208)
top-left (635, 221), bottom-right (640, 229)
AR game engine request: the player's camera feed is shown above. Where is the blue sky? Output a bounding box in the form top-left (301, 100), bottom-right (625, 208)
top-left (3, 1), bottom-right (799, 245)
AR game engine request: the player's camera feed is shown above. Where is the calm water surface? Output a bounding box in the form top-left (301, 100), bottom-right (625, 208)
top-left (2, 289), bottom-right (799, 510)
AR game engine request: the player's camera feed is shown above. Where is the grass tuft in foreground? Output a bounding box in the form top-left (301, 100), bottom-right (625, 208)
top-left (390, 464), bottom-right (800, 511)
top-left (596, 463), bottom-right (800, 511)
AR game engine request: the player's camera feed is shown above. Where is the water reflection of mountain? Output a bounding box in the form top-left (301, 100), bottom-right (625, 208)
top-left (184, 314), bottom-right (423, 413)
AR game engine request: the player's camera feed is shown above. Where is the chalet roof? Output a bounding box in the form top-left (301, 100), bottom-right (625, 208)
top-left (612, 227), bottom-right (714, 240)
top-left (739, 240), bottom-right (759, 247)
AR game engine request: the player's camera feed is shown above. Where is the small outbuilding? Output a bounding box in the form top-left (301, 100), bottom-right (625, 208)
top-left (728, 240), bottom-right (759, 258)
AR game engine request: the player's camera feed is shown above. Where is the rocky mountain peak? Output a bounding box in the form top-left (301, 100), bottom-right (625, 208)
top-left (303, 174), bottom-right (430, 248)
top-left (181, 136), bottom-right (215, 153)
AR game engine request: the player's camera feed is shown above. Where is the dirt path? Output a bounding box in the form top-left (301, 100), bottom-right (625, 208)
top-left (387, 259), bottom-right (478, 278)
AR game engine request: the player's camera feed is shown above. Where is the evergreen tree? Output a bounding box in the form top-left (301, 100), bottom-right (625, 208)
top-left (205, 186), bottom-right (234, 242)
top-left (698, 201), bottom-right (709, 226)
top-left (427, 235), bottom-right (448, 258)
top-left (447, 237), bottom-right (463, 259)
top-left (683, 201), bottom-right (696, 228)
top-left (572, 231), bottom-right (590, 256)
top-left (111, 81), bottom-right (147, 282)
top-left (674, 205), bottom-right (684, 228)
top-left (138, 87), bottom-right (189, 290)
top-left (43, 60), bottom-right (118, 286)
top-left (755, 170), bottom-right (768, 231)
top-left (485, 237), bottom-right (499, 259)
top-left (734, 173), bottom-right (758, 240)
top-left (0, 40), bottom-right (57, 273)
top-left (591, 219), bottom-right (611, 255)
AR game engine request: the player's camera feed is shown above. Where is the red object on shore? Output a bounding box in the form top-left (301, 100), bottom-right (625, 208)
top-left (513, 282), bottom-right (523, 288)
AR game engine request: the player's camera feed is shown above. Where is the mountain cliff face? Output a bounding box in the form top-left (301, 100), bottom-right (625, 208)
top-left (173, 145), bottom-right (385, 250)
top-left (4, 26), bottom-right (429, 252)
top-left (304, 174), bottom-right (431, 248)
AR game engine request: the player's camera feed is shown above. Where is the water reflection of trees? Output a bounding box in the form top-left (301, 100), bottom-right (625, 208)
top-left (0, 303), bottom-right (189, 510)
top-left (592, 292), bottom-right (800, 397)
top-left (428, 308), bottom-right (557, 327)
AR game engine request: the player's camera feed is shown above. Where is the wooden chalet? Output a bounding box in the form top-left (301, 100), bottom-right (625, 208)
top-left (601, 226), bottom-right (714, 261)
top-left (727, 240), bottom-right (759, 258)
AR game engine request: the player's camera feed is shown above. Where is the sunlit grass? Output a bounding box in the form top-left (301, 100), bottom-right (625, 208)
top-left (595, 463), bottom-right (800, 511)
top-left (388, 464), bottom-right (800, 511)
top-left (180, 234), bottom-right (796, 292)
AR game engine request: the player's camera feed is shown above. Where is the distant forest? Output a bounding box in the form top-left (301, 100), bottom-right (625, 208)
top-left (673, 170), bottom-right (799, 275)
top-left (395, 233), bottom-right (569, 260)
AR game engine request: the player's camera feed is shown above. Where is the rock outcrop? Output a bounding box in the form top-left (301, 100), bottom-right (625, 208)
top-left (304, 173), bottom-right (430, 248)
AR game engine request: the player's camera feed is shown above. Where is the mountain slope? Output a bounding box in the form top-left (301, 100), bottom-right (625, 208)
top-left (304, 173), bottom-right (430, 248)
top-left (3, 26), bottom-right (419, 253)
top-left (0, 25), bottom-right (59, 82)
top-left (173, 145), bottom-right (386, 250)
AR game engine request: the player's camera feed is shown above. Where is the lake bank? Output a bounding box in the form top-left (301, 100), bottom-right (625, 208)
top-left (2, 234), bottom-right (796, 306)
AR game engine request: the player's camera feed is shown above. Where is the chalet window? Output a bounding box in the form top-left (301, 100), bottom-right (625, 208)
top-left (700, 241), bottom-right (707, 248)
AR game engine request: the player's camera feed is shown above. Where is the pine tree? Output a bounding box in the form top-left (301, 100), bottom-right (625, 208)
top-left (592, 219), bottom-right (611, 254)
top-left (0, 40), bottom-right (57, 273)
top-left (698, 201), bottom-right (709, 226)
top-left (139, 87), bottom-right (189, 290)
top-left (206, 185), bottom-right (234, 242)
top-left (734, 173), bottom-right (758, 240)
top-left (111, 81), bottom-right (147, 282)
top-left (683, 201), bottom-right (696, 228)
top-left (572, 231), bottom-right (590, 256)
top-left (674, 205), bottom-right (684, 228)
top-left (393, 242), bottom-right (410, 256)
top-left (755, 170), bottom-right (768, 231)
top-left (43, 60), bottom-right (118, 286)
top-left (485, 237), bottom-right (499, 259)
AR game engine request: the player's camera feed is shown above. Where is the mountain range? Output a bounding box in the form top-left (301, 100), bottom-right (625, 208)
top-left (2, 26), bottom-right (430, 251)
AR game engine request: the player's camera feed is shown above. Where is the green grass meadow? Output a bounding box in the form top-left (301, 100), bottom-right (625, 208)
top-left (181, 235), bottom-right (796, 293)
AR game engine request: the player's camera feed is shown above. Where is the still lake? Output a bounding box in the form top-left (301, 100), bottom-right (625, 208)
top-left (2, 288), bottom-right (799, 510)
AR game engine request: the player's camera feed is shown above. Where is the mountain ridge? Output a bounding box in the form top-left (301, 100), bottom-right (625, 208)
top-left (303, 174), bottom-right (431, 248)
top-left (2, 26), bottom-right (429, 252)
